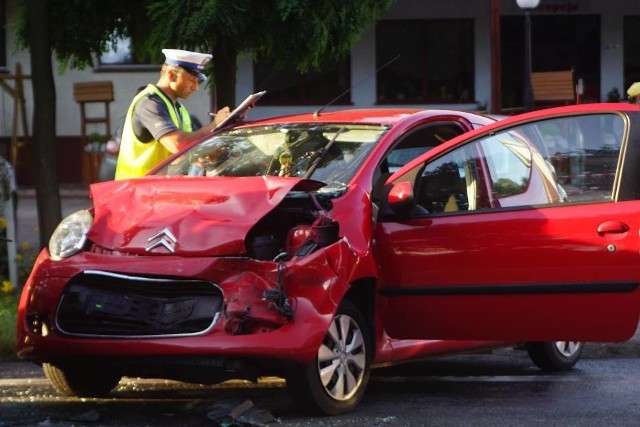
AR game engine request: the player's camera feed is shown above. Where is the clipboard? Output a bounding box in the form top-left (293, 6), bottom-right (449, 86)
top-left (214, 90), bottom-right (267, 129)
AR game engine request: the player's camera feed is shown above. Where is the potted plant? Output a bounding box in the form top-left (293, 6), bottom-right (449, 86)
top-left (86, 132), bottom-right (107, 153)
top-left (606, 87), bottom-right (621, 103)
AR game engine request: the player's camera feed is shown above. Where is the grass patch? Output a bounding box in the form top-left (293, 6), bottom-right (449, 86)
top-left (0, 292), bottom-right (19, 360)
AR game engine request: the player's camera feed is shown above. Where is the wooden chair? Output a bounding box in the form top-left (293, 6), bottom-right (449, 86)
top-left (530, 70), bottom-right (577, 108)
top-left (73, 81), bottom-right (114, 184)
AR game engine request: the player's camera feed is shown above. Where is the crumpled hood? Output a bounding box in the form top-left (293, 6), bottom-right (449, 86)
top-left (87, 176), bottom-right (323, 256)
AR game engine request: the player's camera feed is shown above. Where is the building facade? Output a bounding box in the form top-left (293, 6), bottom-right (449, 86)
top-left (2, 0), bottom-right (640, 184)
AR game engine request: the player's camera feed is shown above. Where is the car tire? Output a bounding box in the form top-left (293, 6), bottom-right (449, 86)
top-left (526, 341), bottom-right (584, 371)
top-left (43, 362), bottom-right (121, 397)
top-left (286, 300), bottom-right (371, 416)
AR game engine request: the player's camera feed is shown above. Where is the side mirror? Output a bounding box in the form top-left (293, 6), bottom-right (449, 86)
top-left (386, 181), bottom-right (415, 218)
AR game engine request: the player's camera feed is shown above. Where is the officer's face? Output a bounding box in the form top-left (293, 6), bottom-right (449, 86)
top-left (173, 69), bottom-right (200, 99)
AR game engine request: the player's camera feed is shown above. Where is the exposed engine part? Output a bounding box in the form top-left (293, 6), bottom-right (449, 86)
top-left (263, 254), bottom-right (293, 319)
top-left (245, 191), bottom-right (339, 261)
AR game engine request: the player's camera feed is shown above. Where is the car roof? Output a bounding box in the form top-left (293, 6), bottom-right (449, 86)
top-left (242, 108), bottom-right (496, 127)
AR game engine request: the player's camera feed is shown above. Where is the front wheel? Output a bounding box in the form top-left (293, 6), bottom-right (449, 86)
top-left (43, 362), bottom-right (121, 397)
top-left (527, 341), bottom-right (584, 371)
top-left (286, 300), bottom-right (371, 416)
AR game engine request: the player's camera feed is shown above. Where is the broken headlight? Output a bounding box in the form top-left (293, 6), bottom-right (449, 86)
top-left (49, 210), bottom-right (93, 260)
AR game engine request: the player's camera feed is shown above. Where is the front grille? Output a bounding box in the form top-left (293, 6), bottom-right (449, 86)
top-left (56, 271), bottom-right (222, 337)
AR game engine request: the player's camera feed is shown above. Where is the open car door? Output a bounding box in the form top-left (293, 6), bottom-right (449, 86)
top-left (375, 110), bottom-right (640, 342)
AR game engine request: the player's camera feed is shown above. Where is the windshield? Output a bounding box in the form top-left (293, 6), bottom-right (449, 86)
top-left (153, 123), bottom-right (390, 190)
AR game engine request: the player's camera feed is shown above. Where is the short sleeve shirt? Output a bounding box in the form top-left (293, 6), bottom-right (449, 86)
top-left (132, 92), bottom-right (184, 143)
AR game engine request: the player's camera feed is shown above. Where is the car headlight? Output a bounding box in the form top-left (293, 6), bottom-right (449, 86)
top-left (49, 210), bottom-right (93, 260)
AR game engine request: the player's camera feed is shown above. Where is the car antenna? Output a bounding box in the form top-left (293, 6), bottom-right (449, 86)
top-left (313, 54), bottom-right (401, 119)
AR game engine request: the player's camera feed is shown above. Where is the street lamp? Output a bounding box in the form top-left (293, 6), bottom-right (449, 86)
top-left (516, 0), bottom-right (540, 112)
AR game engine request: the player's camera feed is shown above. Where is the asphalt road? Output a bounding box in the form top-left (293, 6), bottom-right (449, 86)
top-left (2, 343), bottom-right (640, 426)
top-left (3, 321), bottom-right (638, 426)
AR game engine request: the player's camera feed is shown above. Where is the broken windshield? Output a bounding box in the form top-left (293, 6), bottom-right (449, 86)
top-left (153, 123), bottom-right (390, 189)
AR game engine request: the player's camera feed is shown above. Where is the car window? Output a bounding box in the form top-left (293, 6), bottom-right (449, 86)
top-left (415, 147), bottom-right (478, 213)
top-left (411, 113), bottom-right (625, 216)
top-left (372, 123), bottom-right (466, 204)
top-left (480, 132), bottom-right (533, 205)
top-left (386, 123), bottom-right (465, 173)
top-left (517, 114), bottom-right (624, 202)
top-left (415, 131), bottom-right (565, 214)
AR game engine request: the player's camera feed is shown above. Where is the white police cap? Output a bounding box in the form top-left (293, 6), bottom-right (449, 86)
top-left (162, 49), bottom-right (212, 82)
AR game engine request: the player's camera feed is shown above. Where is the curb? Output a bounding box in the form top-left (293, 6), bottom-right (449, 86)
top-left (17, 186), bottom-right (91, 199)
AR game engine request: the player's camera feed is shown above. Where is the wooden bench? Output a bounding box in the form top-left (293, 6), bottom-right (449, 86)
top-left (530, 70), bottom-right (577, 107)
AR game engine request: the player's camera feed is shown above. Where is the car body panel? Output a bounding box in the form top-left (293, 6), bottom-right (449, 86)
top-left (87, 176), bottom-right (323, 255)
top-left (376, 103), bottom-right (640, 343)
top-left (376, 202), bottom-right (640, 342)
top-left (17, 240), bottom-right (360, 366)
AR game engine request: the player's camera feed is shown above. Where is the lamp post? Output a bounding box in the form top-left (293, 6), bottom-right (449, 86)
top-left (516, 0), bottom-right (540, 112)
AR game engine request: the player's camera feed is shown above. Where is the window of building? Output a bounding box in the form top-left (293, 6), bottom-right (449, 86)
top-left (253, 57), bottom-right (351, 106)
top-left (375, 19), bottom-right (474, 104)
top-left (98, 36), bottom-right (157, 71)
top-left (624, 16), bottom-right (640, 95)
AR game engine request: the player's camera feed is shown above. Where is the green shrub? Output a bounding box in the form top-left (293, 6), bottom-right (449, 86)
top-left (0, 218), bottom-right (37, 291)
top-left (0, 292), bottom-right (18, 360)
top-left (0, 220), bottom-right (35, 360)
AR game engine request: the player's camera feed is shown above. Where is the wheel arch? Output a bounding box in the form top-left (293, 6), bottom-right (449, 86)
top-left (343, 277), bottom-right (377, 358)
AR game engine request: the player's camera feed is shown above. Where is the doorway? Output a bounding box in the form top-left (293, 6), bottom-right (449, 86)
top-left (501, 14), bottom-right (601, 109)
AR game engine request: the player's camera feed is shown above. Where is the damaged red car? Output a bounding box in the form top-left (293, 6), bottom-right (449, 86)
top-left (17, 104), bottom-right (640, 415)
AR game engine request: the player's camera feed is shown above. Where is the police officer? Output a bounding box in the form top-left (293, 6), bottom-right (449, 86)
top-left (115, 49), bottom-right (231, 179)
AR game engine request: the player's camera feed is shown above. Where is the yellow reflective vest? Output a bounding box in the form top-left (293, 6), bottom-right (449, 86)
top-left (115, 84), bottom-right (192, 180)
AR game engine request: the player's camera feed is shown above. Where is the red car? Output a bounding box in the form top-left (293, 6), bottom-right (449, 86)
top-left (16, 104), bottom-right (640, 415)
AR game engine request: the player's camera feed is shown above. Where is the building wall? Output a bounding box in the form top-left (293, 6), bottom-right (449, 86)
top-left (2, 0), bottom-right (640, 144)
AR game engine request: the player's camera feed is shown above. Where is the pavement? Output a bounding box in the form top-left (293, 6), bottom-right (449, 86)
top-left (15, 185), bottom-right (92, 247)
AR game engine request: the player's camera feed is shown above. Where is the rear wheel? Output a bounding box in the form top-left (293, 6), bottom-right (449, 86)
top-left (527, 341), bottom-right (584, 371)
top-left (286, 300), bottom-right (371, 415)
top-left (43, 362), bottom-right (121, 397)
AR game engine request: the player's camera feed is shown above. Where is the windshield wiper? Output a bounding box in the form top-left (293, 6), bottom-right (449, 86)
top-left (302, 127), bottom-right (347, 179)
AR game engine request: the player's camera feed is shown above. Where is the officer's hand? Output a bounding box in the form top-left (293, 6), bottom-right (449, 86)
top-left (212, 106), bottom-right (232, 128)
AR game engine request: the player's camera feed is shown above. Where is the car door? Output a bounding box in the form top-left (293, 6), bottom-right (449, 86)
top-left (375, 111), bottom-right (640, 343)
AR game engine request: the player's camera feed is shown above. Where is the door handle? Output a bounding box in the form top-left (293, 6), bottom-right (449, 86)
top-left (597, 220), bottom-right (630, 236)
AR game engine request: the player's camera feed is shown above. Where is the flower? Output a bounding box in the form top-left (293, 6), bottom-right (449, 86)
top-left (1, 280), bottom-right (13, 294)
top-left (0, 228), bottom-right (36, 290)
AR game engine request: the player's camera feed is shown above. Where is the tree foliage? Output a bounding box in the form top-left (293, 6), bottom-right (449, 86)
top-left (16, 0), bottom-right (392, 105)
top-left (16, 0), bottom-right (152, 72)
top-left (144, 0), bottom-right (391, 72)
